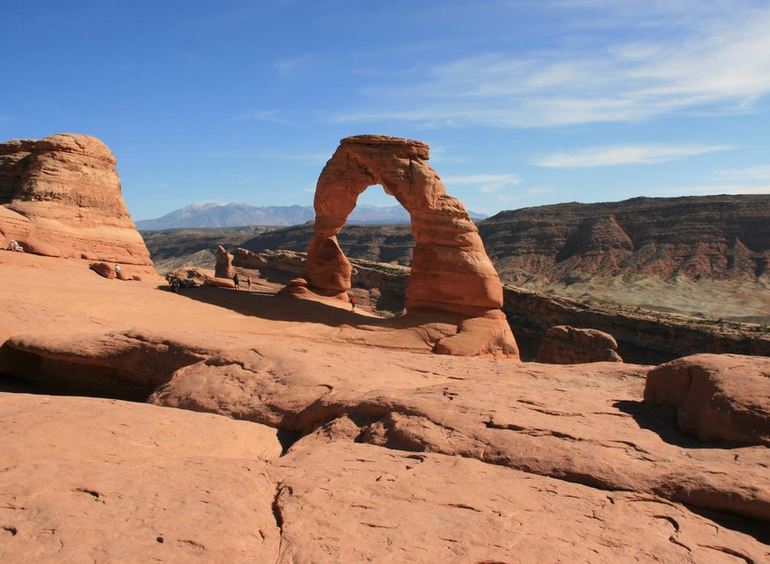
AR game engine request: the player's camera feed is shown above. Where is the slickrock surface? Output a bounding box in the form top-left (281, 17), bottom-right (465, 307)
top-left (274, 441), bottom-right (767, 563)
top-left (0, 393), bottom-right (281, 563)
top-left (151, 349), bottom-right (770, 522)
top-left (0, 133), bottom-right (152, 269)
top-left (645, 354), bottom-right (770, 446)
top-left (537, 325), bottom-right (623, 364)
top-left (1, 251), bottom-right (768, 560)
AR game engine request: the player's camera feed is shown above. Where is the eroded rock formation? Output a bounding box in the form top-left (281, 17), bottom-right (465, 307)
top-left (479, 195), bottom-right (770, 284)
top-left (645, 353), bottom-right (770, 446)
top-left (214, 245), bottom-right (234, 279)
top-left (301, 134), bottom-right (517, 357)
top-left (0, 133), bottom-right (152, 266)
top-left (537, 325), bottom-right (623, 364)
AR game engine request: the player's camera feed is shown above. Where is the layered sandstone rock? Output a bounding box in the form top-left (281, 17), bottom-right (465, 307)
top-left (537, 325), bottom-right (623, 364)
top-left (148, 344), bottom-right (770, 523)
top-left (0, 133), bottom-right (152, 266)
top-left (645, 353), bottom-right (770, 445)
top-left (214, 245), bottom-right (234, 278)
top-left (301, 135), bottom-right (517, 357)
top-left (1, 330), bottom-right (210, 400)
top-left (479, 195), bottom-right (770, 284)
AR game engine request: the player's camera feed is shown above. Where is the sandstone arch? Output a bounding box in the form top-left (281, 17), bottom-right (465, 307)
top-left (308, 135), bottom-right (503, 311)
top-left (304, 135), bottom-right (518, 357)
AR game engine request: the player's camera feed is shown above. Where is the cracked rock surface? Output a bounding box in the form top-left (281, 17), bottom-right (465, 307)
top-left (0, 394), bottom-right (282, 562)
top-left (1, 252), bottom-right (768, 561)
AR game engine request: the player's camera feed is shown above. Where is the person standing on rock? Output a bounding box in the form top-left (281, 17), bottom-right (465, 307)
top-left (350, 295), bottom-right (356, 311)
top-left (246, 276), bottom-right (251, 289)
top-left (233, 273), bottom-right (240, 289)
top-left (114, 264), bottom-right (121, 277)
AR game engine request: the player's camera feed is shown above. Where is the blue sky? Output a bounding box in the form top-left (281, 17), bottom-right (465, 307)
top-left (2, 0), bottom-right (769, 220)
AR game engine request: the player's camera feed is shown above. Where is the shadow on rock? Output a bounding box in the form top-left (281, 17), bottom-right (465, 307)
top-left (176, 286), bottom-right (460, 331)
top-left (613, 400), bottom-right (745, 450)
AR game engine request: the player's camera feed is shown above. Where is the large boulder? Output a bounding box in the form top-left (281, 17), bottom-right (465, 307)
top-left (645, 353), bottom-right (770, 446)
top-left (537, 325), bottom-right (623, 364)
top-left (0, 133), bottom-right (152, 266)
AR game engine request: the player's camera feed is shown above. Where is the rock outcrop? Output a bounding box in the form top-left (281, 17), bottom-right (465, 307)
top-left (0, 133), bottom-right (152, 266)
top-left (299, 135), bottom-right (517, 357)
top-left (645, 353), bottom-right (770, 446)
top-left (148, 345), bottom-right (770, 523)
top-left (3, 392), bottom-right (766, 562)
top-left (214, 245), bottom-right (234, 279)
top-left (537, 325), bottom-right (623, 364)
top-left (1, 330), bottom-right (210, 400)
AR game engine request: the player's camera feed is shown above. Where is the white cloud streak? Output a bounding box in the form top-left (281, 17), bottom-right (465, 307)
top-left (442, 173), bottom-right (522, 193)
top-left (716, 165), bottom-right (770, 181)
top-left (535, 143), bottom-right (733, 168)
top-left (199, 150), bottom-right (328, 164)
top-left (330, 4), bottom-right (770, 128)
top-left (665, 184), bottom-right (770, 196)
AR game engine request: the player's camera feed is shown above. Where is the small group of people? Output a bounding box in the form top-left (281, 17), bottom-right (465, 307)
top-left (6, 240), bottom-right (24, 252)
top-left (232, 273), bottom-right (251, 290)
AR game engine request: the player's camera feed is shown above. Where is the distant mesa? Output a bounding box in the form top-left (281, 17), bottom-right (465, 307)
top-left (135, 202), bottom-right (489, 230)
top-left (0, 133), bottom-right (152, 267)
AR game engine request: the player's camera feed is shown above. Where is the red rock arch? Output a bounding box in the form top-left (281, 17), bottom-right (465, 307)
top-left (306, 135), bottom-right (504, 316)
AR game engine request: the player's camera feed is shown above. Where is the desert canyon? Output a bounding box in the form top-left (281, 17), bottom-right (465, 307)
top-left (0, 133), bottom-right (769, 563)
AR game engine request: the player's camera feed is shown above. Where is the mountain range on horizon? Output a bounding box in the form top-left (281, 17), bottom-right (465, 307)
top-left (135, 202), bottom-right (489, 230)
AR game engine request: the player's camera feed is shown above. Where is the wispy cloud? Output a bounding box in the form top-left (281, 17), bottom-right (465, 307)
top-left (234, 110), bottom-right (296, 125)
top-left (715, 164), bottom-right (770, 181)
top-left (442, 173), bottom-right (522, 193)
top-left (330, 4), bottom-right (770, 128)
top-left (199, 150), bottom-right (328, 164)
top-left (535, 143), bottom-right (733, 168)
top-left (273, 56), bottom-right (304, 78)
top-left (662, 184), bottom-right (770, 196)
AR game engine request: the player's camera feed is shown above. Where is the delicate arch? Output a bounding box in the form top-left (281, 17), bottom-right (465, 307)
top-left (306, 135), bottom-right (503, 316)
